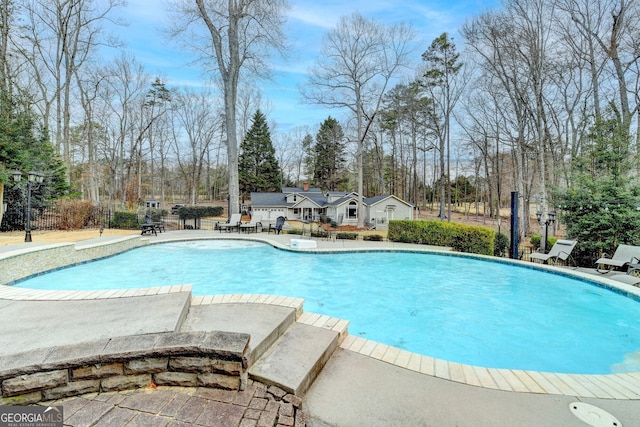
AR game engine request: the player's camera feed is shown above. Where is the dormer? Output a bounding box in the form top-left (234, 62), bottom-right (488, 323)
top-left (286, 193), bottom-right (301, 204)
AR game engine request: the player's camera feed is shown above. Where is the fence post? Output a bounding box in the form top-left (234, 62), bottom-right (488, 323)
top-left (510, 191), bottom-right (519, 259)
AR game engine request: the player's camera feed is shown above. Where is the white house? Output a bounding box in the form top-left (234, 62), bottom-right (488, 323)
top-left (250, 184), bottom-right (414, 230)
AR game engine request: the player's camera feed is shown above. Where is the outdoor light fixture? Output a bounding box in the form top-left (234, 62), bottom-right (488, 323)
top-left (536, 210), bottom-right (556, 254)
top-left (12, 170), bottom-right (45, 242)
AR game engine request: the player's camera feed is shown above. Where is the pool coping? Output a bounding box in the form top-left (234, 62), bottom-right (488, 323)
top-left (2, 231), bottom-right (640, 400)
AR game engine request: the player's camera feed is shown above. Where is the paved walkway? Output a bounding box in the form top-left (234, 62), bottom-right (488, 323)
top-left (1, 230), bottom-right (640, 426)
top-left (45, 382), bottom-right (303, 427)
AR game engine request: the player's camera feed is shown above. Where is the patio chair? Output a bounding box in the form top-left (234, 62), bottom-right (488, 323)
top-left (217, 213), bottom-right (242, 233)
top-left (530, 239), bottom-right (577, 266)
top-left (239, 213), bottom-right (263, 233)
top-left (595, 244), bottom-right (640, 273)
top-left (269, 216), bottom-right (286, 234)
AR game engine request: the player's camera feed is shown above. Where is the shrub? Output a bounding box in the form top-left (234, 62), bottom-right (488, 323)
top-left (530, 235), bottom-right (557, 252)
top-left (336, 232), bottom-right (357, 240)
top-left (110, 211), bottom-right (139, 229)
top-left (55, 199), bottom-right (96, 230)
top-left (286, 229), bottom-right (303, 235)
top-left (450, 224), bottom-right (495, 255)
top-left (494, 232), bottom-right (509, 257)
top-left (145, 209), bottom-right (167, 222)
top-left (311, 230), bottom-right (329, 238)
top-left (388, 220), bottom-right (495, 256)
top-left (363, 234), bottom-right (384, 241)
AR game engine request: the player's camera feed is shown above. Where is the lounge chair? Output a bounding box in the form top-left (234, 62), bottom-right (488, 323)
top-left (217, 213), bottom-right (242, 233)
top-left (595, 244), bottom-right (640, 273)
top-left (530, 239), bottom-right (577, 266)
top-left (609, 263), bottom-right (640, 286)
top-left (609, 273), bottom-right (640, 286)
top-left (269, 216), bottom-right (286, 234)
top-left (240, 213), bottom-right (263, 233)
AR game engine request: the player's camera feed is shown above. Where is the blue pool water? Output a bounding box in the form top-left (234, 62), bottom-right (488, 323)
top-left (14, 240), bottom-right (640, 374)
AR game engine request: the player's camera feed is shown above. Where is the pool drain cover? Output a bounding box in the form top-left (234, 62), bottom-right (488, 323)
top-left (569, 402), bottom-right (621, 427)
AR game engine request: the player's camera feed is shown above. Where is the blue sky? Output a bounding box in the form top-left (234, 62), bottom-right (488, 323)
top-left (109, 0), bottom-right (500, 136)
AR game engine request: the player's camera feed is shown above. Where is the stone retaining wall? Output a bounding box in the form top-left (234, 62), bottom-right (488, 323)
top-left (0, 236), bottom-right (145, 285)
top-left (0, 331), bottom-right (251, 405)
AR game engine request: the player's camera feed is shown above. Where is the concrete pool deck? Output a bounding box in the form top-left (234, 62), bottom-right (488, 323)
top-left (1, 230), bottom-right (639, 426)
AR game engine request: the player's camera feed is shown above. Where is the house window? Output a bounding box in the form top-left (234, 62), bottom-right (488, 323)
top-left (347, 201), bottom-right (357, 219)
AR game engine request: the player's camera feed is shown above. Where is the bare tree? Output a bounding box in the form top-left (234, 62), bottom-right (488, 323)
top-left (0, 0), bottom-right (14, 93)
top-left (462, 3), bottom-right (557, 238)
top-left (142, 78), bottom-right (172, 200)
top-left (0, 0), bottom-right (15, 223)
top-left (74, 67), bottom-right (103, 203)
top-left (92, 54), bottom-right (151, 207)
top-left (20, 0), bottom-right (125, 180)
top-left (171, 88), bottom-right (222, 205)
top-left (379, 82), bottom-right (434, 207)
top-left (303, 12), bottom-right (414, 227)
top-left (557, 0), bottom-right (640, 146)
top-left (169, 0), bottom-right (288, 216)
top-left (276, 126), bottom-right (313, 187)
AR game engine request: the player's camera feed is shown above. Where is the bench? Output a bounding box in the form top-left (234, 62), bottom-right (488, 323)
top-left (141, 221), bottom-right (164, 236)
top-left (141, 223), bottom-right (157, 236)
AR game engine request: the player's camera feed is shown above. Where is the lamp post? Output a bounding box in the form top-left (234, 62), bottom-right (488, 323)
top-left (12, 170), bottom-right (44, 242)
top-left (536, 210), bottom-right (556, 254)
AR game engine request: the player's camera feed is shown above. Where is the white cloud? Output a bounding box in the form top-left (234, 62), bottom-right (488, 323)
top-left (288, 5), bottom-right (338, 29)
top-left (104, 0), bottom-right (501, 133)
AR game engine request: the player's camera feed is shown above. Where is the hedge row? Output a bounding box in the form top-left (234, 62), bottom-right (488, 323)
top-left (110, 211), bottom-right (139, 229)
top-left (110, 206), bottom-right (225, 229)
top-left (388, 220), bottom-right (495, 255)
top-left (177, 206), bottom-right (224, 219)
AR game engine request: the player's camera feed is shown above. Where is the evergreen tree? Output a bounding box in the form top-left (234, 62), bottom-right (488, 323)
top-left (312, 116), bottom-right (346, 191)
top-left (422, 32), bottom-right (462, 221)
top-left (0, 90), bottom-right (68, 208)
top-left (302, 133), bottom-right (314, 179)
top-left (239, 110), bottom-right (281, 199)
top-left (556, 115), bottom-right (640, 266)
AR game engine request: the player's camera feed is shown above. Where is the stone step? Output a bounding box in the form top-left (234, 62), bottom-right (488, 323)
top-left (180, 302), bottom-right (297, 362)
top-left (248, 322), bottom-right (341, 396)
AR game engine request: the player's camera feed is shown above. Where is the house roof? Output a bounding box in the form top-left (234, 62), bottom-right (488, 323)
top-left (251, 191), bottom-right (414, 209)
top-left (304, 193), bottom-right (329, 206)
top-left (290, 194), bottom-right (325, 208)
top-left (364, 194), bottom-right (415, 207)
top-left (325, 195), bottom-right (357, 207)
top-left (250, 192), bottom-right (292, 208)
top-left (282, 186), bottom-right (323, 194)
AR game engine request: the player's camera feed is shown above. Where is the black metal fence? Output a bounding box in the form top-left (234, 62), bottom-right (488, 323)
top-left (1, 205), bottom-right (113, 232)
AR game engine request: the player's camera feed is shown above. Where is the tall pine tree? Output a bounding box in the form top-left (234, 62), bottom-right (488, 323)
top-left (312, 116), bottom-right (346, 191)
top-left (239, 110), bottom-right (281, 199)
top-left (301, 133), bottom-right (314, 179)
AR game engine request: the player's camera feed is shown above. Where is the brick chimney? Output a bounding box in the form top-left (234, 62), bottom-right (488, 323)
top-left (303, 182), bottom-right (309, 191)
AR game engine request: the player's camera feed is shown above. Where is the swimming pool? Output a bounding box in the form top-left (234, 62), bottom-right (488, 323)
top-left (14, 239), bottom-right (640, 375)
